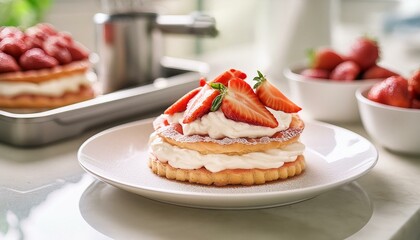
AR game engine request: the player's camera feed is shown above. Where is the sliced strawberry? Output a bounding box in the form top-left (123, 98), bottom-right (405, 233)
top-left (362, 65), bottom-right (398, 79)
top-left (308, 47), bottom-right (343, 71)
top-left (211, 69), bottom-right (247, 85)
top-left (199, 77), bottom-right (207, 86)
top-left (219, 78), bottom-right (278, 128)
top-left (164, 87), bottom-right (201, 114)
top-left (300, 68), bottom-right (330, 79)
top-left (43, 36), bottom-right (72, 65)
top-left (182, 84), bottom-right (219, 123)
top-left (253, 71), bottom-right (301, 113)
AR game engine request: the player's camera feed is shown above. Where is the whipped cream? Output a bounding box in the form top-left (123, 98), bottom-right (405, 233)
top-left (166, 109), bottom-right (292, 139)
top-left (149, 133), bottom-right (304, 172)
top-left (0, 72), bottom-right (95, 97)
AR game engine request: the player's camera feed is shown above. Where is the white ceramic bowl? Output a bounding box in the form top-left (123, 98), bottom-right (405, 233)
top-left (284, 65), bottom-right (380, 123)
top-left (356, 86), bottom-right (420, 155)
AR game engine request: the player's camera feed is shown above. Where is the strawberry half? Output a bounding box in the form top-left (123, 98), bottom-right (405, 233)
top-left (182, 84), bottom-right (219, 123)
top-left (211, 69), bottom-right (247, 85)
top-left (182, 69), bottom-right (247, 123)
top-left (253, 71), bottom-right (301, 113)
top-left (210, 78), bottom-right (278, 128)
top-left (164, 87), bottom-right (201, 114)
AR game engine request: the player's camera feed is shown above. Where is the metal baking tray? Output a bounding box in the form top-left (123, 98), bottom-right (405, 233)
top-left (0, 57), bottom-right (207, 147)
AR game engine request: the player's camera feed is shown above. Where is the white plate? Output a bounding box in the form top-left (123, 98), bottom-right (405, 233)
top-left (78, 118), bottom-right (378, 209)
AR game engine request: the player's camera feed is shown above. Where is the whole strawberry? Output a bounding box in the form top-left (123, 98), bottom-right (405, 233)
top-left (330, 61), bottom-right (361, 81)
top-left (300, 68), bottom-right (330, 79)
top-left (0, 52), bottom-right (20, 73)
top-left (347, 37), bottom-right (379, 70)
top-left (308, 48), bottom-right (343, 71)
top-left (19, 48), bottom-right (59, 70)
top-left (408, 69), bottom-right (420, 97)
top-left (368, 76), bottom-right (411, 108)
top-left (362, 65), bottom-right (398, 79)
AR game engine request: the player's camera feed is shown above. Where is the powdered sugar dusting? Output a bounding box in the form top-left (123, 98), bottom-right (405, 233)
top-left (156, 123), bottom-right (303, 145)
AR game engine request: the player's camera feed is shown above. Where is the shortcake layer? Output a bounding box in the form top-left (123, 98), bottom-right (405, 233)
top-left (150, 132), bottom-right (304, 172)
top-left (149, 155), bottom-right (305, 186)
top-left (0, 60), bottom-right (95, 108)
top-left (0, 72), bottom-right (95, 97)
top-left (0, 85), bottom-right (94, 108)
top-left (0, 60), bottom-right (90, 83)
top-left (153, 113), bottom-right (304, 155)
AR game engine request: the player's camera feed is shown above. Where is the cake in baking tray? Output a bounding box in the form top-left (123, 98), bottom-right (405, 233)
top-left (0, 23), bottom-right (95, 109)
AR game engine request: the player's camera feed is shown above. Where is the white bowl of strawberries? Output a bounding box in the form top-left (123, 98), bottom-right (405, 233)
top-left (284, 36), bottom-right (398, 123)
top-left (356, 71), bottom-right (420, 155)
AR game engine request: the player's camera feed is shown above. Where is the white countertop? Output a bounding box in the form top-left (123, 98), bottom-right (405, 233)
top-left (1, 46), bottom-right (420, 240)
top-left (0, 118), bottom-right (419, 240)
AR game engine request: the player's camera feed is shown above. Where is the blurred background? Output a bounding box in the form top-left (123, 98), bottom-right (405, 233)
top-left (1, 0), bottom-right (419, 77)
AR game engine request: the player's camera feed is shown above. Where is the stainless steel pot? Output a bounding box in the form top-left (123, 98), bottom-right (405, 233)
top-left (94, 11), bottom-right (217, 93)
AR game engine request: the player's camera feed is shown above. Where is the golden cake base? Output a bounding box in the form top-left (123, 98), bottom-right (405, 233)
top-left (149, 155), bottom-right (305, 186)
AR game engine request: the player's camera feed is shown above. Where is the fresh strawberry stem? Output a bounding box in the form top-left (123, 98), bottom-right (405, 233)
top-left (253, 70), bottom-right (266, 89)
top-left (210, 82), bottom-right (227, 111)
top-left (211, 94), bottom-right (223, 111)
top-left (307, 48), bottom-right (316, 68)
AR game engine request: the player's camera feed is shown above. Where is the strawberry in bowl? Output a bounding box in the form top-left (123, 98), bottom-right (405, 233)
top-left (356, 70), bottom-right (420, 155)
top-left (149, 69), bottom-right (306, 186)
top-left (284, 36), bottom-right (399, 123)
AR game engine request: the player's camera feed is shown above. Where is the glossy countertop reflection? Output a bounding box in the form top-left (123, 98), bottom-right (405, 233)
top-left (1, 116), bottom-right (419, 239)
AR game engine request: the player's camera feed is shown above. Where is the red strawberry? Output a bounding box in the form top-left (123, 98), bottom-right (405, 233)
top-left (211, 78), bottom-right (278, 128)
top-left (164, 87), bottom-right (201, 114)
top-left (199, 77), bottom-right (207, 86)
top-left (26, 23), bottom-right (57, 41)
top-left (0, 27), bottom-right (24, 41)
top-left (253, 71), bottom-right (301, 113)
top-left (308, 48), bottom-right (343, 71)
top-left (43, 36), bottom-right (72, 64)
top-left (0, 52), bottom-right (20, 73)
top-left (347, 37), bottom-right (379, 70)
top-left (211, 69), bottom-right (247, 85)
top-left (362, 65), bottom-right (398, 79)
top-left (368, 76), bottom-right (411, 108)
top-left (182, 84), bottom-right (220, 123)
top-left (0, 37), bottom-right (27, 58)
top-left (300, 68), bottom-right (330, 79)
top-left (19, 48), bottom-right (59, 70)
top-left (330, 61), bottom-right (361, 81)
top-left (67, 42), bottom-right (89, 61)
top-left (412, 98), bottom-right (420, 109)
top-left (408, 70), bottom-right (420, 97)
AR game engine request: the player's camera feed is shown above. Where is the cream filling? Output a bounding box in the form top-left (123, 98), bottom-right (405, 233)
top-left (149, 133), bottom-right (305, 173)
top-left (0, 72), bottom-right (95, 97)
top-left (165, 109), bottom-right (292, 139)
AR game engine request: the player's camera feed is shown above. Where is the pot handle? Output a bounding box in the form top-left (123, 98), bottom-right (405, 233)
top-left (156, 12), bottom-right (218, 37)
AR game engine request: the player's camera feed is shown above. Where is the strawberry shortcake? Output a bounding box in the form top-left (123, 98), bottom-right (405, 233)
top-left (149, 69), bottom-right (305, 186)
top-left (0, 24), bottom-right (94, 109)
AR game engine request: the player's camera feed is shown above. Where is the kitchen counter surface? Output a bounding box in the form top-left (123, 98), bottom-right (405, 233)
top-left (1, 46), bottom-right (420, 240)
